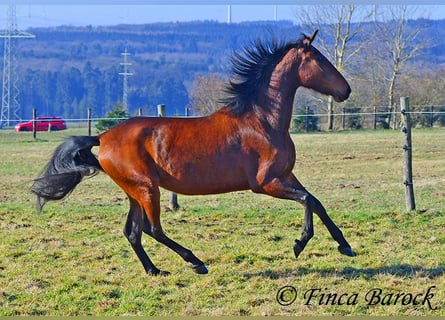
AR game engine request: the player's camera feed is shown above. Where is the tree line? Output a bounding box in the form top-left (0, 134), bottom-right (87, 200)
top-left (18, 63), bottom-right (189, 120)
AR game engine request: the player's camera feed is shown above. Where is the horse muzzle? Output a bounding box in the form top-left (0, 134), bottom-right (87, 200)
top-left (334, 85), bottom-right (351, 102)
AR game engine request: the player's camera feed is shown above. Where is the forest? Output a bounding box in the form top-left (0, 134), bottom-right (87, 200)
top-left (4, 17), bottom-right (445, 125)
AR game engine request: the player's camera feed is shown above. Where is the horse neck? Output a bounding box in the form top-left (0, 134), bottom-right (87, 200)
top-left (258, 50), bottom-right (301, 133)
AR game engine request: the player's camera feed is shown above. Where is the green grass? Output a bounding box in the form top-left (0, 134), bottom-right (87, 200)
top-left (0, 128), bottom-right (444, 315)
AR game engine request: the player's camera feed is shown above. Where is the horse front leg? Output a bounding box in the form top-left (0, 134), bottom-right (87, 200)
top-left (259, 174), bottom-right (355, 259)
top-left (310, 195), bottom-right (355, 257)
top-left (293, 198), bottom-right (314, 259)
top-left (259, 176), bottom-right (315, 258)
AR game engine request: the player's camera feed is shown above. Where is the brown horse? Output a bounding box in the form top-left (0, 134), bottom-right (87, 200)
top-left (31, 31), bottom-right (354, 276)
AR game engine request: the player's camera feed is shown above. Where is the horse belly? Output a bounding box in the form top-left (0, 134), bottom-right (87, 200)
top-left (159, 160), bottom-right (250, 195)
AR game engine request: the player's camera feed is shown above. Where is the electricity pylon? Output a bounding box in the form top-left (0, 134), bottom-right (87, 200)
top-left (119, 48), bottom-right (133, 111)
top-left (0, 4), bottom-right (35, 128)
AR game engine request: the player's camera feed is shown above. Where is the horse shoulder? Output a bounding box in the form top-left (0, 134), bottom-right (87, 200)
top-left (245, 130), bottom-right (296, 190)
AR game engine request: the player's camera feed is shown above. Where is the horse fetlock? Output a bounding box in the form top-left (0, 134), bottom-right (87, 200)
top-left (293, 239), bottom-right (305, 259)
top-left (181, 249), bottom-right (197, 263)
top-left (301, 228), bottom-right (314, 240)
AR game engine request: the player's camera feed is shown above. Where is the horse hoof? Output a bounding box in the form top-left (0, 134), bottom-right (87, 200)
top-left (293, 240), bottom-right (304, 259)
top-left (192, 264), bottom-right (208, 274)
top-left (338, 246), bottom-right (356, 257)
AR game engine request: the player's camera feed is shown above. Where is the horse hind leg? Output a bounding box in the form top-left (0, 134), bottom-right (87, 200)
top-left (123, 196), bottom-right (168, 276)
top-left (138, 186), bottom-right (208, 275)
top-left (141, 213), bottom-right (208, 274)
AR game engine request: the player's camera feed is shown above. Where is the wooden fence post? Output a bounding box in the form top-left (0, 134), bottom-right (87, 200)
top-left (400, 97), bottom-right (416, 211)
top-left (342, 107), bottom-right (346, 130)
top-left (430, 106), bottom-right (434, 127)
top-left (157, 104), bottom-right (179, 211)
top-left (32, 108), bottom-right (37, 139)
top-left (87, 107), bottom-right (92, 136)
top-left (157, 104), bottom-right (165, 117)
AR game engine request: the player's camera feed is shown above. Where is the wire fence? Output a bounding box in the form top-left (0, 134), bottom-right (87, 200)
top-left (2, 105), bottom-right (445, 134)
top-left (290, 105), bottom-right (445, 132)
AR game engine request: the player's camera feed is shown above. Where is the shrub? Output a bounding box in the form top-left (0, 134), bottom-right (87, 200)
top-left (291, 107), bottom-right (319, 132)
top-left (96, 104), bottom-right (130, 132)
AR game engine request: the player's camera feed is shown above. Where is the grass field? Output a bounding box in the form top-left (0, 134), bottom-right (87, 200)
top-left (0, 128), bottom-right (444, 316)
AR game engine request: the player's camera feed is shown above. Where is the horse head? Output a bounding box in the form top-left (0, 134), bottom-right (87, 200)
top-left (298, 30), bottom-right (351, 102)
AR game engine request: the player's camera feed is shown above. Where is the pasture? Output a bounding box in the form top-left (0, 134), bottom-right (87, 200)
top-left (0, 128), bottom-right (443, 315)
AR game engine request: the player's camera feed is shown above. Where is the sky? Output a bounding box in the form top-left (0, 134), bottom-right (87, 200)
top-left (0, 4), bottom-right (445, 29)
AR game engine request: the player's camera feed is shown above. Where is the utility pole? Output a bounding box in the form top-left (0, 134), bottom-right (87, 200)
top-left (0, 4), bottom-right (35, 128)
top-left (119, 48), bottom-right (133, 111)
top-left (227, 5), bottom-right (231, 24)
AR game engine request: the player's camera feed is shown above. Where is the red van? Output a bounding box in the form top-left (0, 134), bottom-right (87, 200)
top-left (15, 116), bottom-right (67, 132)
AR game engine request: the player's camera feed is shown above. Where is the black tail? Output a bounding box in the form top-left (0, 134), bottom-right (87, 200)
top-left (31, 136), bottom-right (102, 212)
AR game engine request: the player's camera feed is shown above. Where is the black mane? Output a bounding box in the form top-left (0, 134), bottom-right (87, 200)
top-left (221, 35), bottom-right (305, 115)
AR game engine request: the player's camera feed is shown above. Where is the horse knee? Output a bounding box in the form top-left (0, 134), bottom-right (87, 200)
top-left (303, 193), bottom-right (319, 211)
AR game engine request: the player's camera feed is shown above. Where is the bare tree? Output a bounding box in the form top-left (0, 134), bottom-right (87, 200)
top-left (188, 73), bottom-right (226, 116)
top-left (398, 64), bottom-right (445, 106)
top-left (375, 5), bottom-right (425, 129)
top-left (296, 5), bottom-right (374, 130)
top-left (351, 43), bottom-right (387, 108)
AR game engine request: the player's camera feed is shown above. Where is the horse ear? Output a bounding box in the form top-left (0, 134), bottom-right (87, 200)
top-left (301, 30), bottom-right (318, 48)
top-left (308, 30), bottom-right (319, 45)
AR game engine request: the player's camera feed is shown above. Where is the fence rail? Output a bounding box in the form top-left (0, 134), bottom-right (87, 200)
top-left (1, 105), bottom-right (445, 133)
